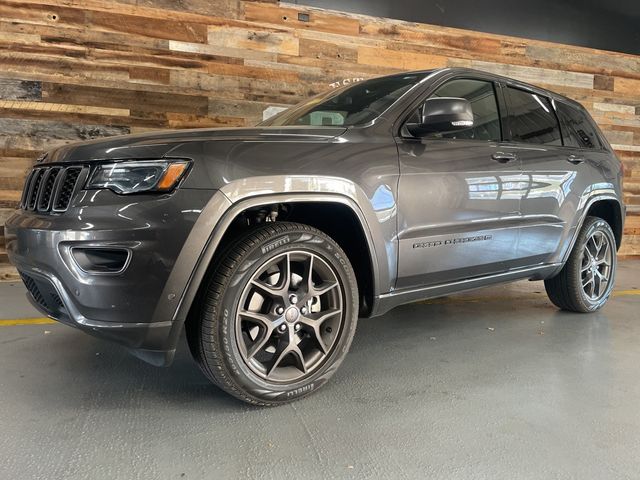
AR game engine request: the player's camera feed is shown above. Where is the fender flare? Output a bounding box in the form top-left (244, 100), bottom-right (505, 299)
top-left (157, 188), bottom-right (385, 356)
top-left (548, 194), bottom-right (624, 278)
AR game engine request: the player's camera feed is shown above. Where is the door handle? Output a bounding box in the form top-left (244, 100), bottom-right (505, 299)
top-left (567, 154), bottom-right (585, 164)
top-left (491, 152), bottom-right (517, 163)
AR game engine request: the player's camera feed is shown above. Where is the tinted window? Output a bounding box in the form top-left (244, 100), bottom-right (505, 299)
top-left (408, 79), bottom-right (501, 141)
top-left (505, 87), bottom-right (561, 145)
top-left (263, 73), bottom-right (428, 127)
top-left (556, 102), bottom-right (601, 149)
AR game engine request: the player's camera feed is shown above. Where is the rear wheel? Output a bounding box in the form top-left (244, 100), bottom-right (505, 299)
top-left (187, 222), bottom-right (358, 406)
top-left (544, 216), bottom-right (617, 313)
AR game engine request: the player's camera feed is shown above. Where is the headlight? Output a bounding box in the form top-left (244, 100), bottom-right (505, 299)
top-left (86, 160), bottom-right (189, 194)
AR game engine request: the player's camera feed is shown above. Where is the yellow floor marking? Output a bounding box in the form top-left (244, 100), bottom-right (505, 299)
top-left (613, 289), bottom-right (640, 297)
top-left (0, 318), bottom-right (56, 326)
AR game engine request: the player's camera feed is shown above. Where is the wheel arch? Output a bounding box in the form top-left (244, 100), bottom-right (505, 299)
top-left (558, 195), bottom-right (624, 270)
top-left (168, 193), bottom-right (382, 355)
top-left (585, 198), bottom-right (624, 249)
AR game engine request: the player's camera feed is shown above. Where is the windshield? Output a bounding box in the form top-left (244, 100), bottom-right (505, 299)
top-left (261, 73), bottom-right (429, 127)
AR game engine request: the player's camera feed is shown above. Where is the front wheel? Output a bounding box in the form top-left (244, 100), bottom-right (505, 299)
top-left (545, 216), bottom-right (617, 313)
top-left (187, 222), bottom-right (359, 406)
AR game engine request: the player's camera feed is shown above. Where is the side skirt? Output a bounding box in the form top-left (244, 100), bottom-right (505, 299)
top-left (369, 263), bottom-right (562, 317)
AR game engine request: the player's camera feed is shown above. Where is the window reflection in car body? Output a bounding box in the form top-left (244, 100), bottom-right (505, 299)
top-left (465, 172), bottom-right (577, 204)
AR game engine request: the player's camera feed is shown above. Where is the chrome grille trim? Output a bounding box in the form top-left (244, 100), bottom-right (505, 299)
top-left (21, 165), bottom-right (86, 213)
top-left (37, 167), bottom-right (62, 211)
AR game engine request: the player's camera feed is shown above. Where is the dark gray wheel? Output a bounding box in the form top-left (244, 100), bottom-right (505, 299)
top-left (237, 250), bottom-right (344, 383)
top-left (187, 222), bottom-right (358, 406)
top-left (579, 229), bottom-right (614, 302)
top-left (545, 216), bottom-right (617, 313)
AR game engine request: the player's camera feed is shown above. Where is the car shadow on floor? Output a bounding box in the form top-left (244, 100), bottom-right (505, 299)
top-left (31, 289), bottom-right (615, 412)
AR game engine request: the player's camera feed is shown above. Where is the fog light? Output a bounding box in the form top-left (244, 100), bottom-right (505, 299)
top-left (71, 247), bottom-right (130, 274)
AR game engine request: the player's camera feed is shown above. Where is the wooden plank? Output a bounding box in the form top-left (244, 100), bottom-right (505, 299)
top-left (0, 51), bottom-right (131, 85)
top-left (275, 53), bottom-right (401, 77)
top-left (42, 82), bottom-right (208, 115)
top-left (593, 102), bottom-right (637, 114)
top-left (0, 178), bottom-right (24, 191)
top-left (209, 98), bottom-right (280, 121)
top-left (89, 0), bottom-right (243, 19)
top-left (0, 189), bottom-right (21, 206)
top-left (243, 2), bottom-right (361, 37)
top-left (0, 119), bottom-right (130, 152)
top-left (165, 112), bottom-right (245, 128)
top-left (0, 265), bottom-right (20, 282)
top-left (615, 77), bottom-right (640, 95)
top-left (525, 44), bottom-right (640, 79)
top-left (619, 235), bottom-right (640, 256)
top-left (360, 19), bottom-right (505, 56)
top-left (0, 2), bottom-right (209, 43)
top-left (206, 61), bottom-right (301, 83)
top-left (447, 59), bottom-right (595, 89)
top-left (603, 130), bottom-right (634, 146)
top-left (169, 70), bottom-right (309, 103)
top-left (0, 78), bottom-right (42, 101)
top-left (86, 10), bottom-right (207, 43)
top-left (358, 46), bottom-right (447, 70)
top-left (129, 67), bottom-right (171, 85)
top-left (594, 75), bottom-right (615, 91)
top-left (0, 100), bottom-right (129, 117)
top-left (208, 25), bottom-right (299, 56)
top-left (0, 208), bottom-right (18, 226)
top-left (169, 39), bottom-right (276, 61)
top-left (299, 38), bottom-right (358, 63)
top-left (0, 106), bottom-right (164, 129)
top-left (0, 158), bottom-right (33, 178)
top-left (0, 19), bottom-right (171, 51)
top-left (625, 216), bottom-right (640, 236)
top-left (14, 0), bottom-right (242, 25)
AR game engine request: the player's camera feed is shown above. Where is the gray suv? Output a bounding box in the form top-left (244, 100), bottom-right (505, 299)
top-left (6, 68), bottom-right (625, 405)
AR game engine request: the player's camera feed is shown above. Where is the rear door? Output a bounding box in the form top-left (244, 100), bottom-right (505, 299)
top-left (395, 77), bottom-right (525, 290)
top-left (501, 85), bottom-right (582, 266)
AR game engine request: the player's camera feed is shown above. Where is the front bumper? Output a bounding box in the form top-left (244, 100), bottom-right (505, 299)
top-left (5, 187), bottom-right (215, 365)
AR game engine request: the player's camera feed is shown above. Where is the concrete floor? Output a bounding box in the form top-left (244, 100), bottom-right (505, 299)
top-left (1, 261), bottom-right (639, 480)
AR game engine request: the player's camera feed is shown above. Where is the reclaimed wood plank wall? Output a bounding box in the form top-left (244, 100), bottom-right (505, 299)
top-left (1, 0), bottom-right (639, 276)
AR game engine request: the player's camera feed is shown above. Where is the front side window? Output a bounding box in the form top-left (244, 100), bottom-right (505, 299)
top-left (505, 87), bottom-right (562, 145)
top-left (556, 102), bottom-right (602, 149)
top-left (405, 78), bottom-right (501, 141)
top-left (262, 73), bottom-right (428, 127)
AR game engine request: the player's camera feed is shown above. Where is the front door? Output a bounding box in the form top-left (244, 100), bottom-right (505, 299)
top-left (396, 78), bottom-right (524, 290)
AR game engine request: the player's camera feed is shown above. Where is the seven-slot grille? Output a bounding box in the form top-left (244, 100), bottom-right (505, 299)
top-left (20, 166), bottom-right (85, 213)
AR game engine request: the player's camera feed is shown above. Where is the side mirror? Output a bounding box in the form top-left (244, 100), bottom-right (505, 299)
top-left (407, 97), bottom-right (474, 137)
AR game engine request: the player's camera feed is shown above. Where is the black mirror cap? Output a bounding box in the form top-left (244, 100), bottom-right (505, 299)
top-left (407, 97), bottom-right (474, 137)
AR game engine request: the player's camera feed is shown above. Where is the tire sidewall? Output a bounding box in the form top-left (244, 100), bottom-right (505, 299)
top-left (211, 227), bottom-right (358, 403)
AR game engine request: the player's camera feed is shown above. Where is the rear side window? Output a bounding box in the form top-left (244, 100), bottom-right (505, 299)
top-left (556, 102), bottom-right (602, 149)
top-left (505, 87), bottom-right (562, 146)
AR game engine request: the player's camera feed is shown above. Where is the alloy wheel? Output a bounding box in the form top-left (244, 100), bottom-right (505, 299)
top-left (580, 230), bottom-right (613, 301)
top-left (235, 250), bottom-right (344, 383)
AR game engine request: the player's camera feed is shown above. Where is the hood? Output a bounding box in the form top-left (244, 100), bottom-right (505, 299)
top-left (43, 126), bottom-right (348, 163)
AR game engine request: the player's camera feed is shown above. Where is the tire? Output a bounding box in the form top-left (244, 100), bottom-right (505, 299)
top-left (544, 216), bottom-right (617, 313)
top-left (187, 222), bottom-right (359, 406)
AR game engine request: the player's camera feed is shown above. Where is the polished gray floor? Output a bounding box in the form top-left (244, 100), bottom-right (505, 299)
top-left (1, 261), bottom-right (639, 479)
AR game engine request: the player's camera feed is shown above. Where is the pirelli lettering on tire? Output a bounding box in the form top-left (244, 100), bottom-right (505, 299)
top-left (261, 235), bottom-right (290, 254)
top-left (413, 234), bottom-right (493, 249)
top-left (286, 383), bottom-right (315, 398)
